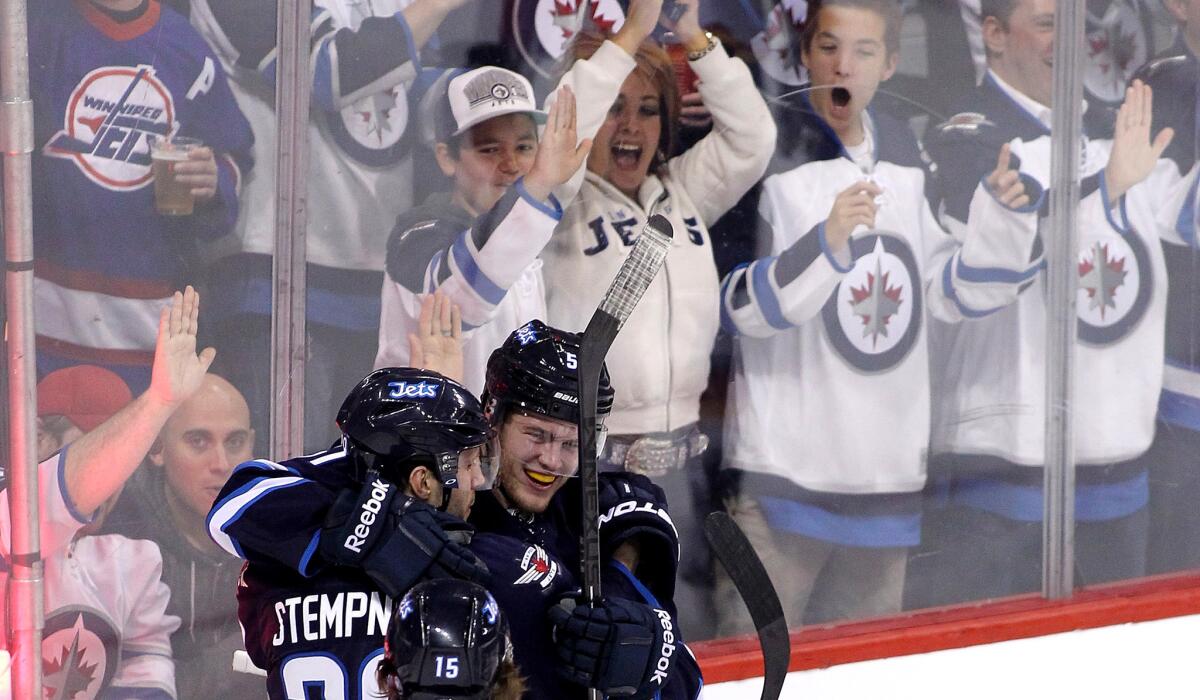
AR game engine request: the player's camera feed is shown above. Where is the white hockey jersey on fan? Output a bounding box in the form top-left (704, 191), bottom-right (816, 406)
top-left (930, 133), bottom-right (1180, 467)
top-left (0, 452), bottom-right (179, 699)
top-left (189, 0), bottom-right (417, 273)
top-left (542, 41), bottom-right (775, 435)
top-left (721, 107), bottom-right (1040, 494)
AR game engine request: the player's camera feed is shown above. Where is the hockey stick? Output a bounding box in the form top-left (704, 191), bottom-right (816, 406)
top-left (576, 213), bottom-right (674, 698)
top-left (705, 511), bottom-right (789, 700)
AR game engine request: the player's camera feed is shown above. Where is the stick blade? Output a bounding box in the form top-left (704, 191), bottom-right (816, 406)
top-left (705, 511), bottom-right (790, 700)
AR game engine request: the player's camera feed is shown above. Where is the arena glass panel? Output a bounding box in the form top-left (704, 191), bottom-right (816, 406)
top-left (20, 0), bottom-right (1200, 696)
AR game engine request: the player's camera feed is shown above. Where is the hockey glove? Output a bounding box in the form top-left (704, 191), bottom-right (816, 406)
top-left (549, 595), bottom-right (678, 699)
top-left (318, 479), bottom-right (488, 597)
top-left (597, 472), bottom-right (680, 600)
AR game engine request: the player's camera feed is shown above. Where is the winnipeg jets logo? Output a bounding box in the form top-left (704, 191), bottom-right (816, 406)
top-left (822, 233), bottom-right (922, 372)
top-left (388, 381), bottom-right (439, 399)
top-left (1084, 1), bottom-right (1147, 103)
top-left (1075, 231), bottom-right (1151, 345)
top-left (534, 0), bottom-right (624, 59)
top-left (514, 544), bottom-right (559, 589)
top-left (515, 323), bottom-right (539, 346)
top-left (849, 254), bottom-right (904, 347)
top-left (42, 608), bottom-right (120, 699)
top-left (44, 65), bottom-right (176, 191)
top-left (751, 0), bottom-right (808, 86)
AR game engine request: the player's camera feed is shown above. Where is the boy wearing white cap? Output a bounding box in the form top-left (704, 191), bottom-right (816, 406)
top-left (374, 6), bottom-right (660, 393)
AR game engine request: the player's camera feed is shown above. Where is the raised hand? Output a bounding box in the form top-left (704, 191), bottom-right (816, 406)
top-left (986, 143), bottom-right (1030, 210)
top-left (407, 291), bottom-right (465, 384)
top-left (613, 0), bottom-right (664, 55)
top-left (148, 286), bottom-right (217, 410)
top-left (825, 180), bottom-right (882, 252)
top-left (522, 85), bottom-right (592, 201)
top-left (680, 91), bottom-right (712, 129)
top-left (1104, 79), bottom-right (1173, 203)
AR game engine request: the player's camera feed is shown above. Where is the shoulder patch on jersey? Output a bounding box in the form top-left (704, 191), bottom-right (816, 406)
top-left (514, 544), bottom-right (559, 590)
top-left (1076, 228), bottom-right (1152, 345)
top-left (821, 232), bottom-right (923, 372)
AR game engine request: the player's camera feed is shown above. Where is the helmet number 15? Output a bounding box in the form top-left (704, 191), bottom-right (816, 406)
top-left (435, 655), bottom-right (460, 679)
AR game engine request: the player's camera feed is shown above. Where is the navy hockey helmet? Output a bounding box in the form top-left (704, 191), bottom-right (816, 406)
top-left (482, 320), bottom-right (614, 426)
top-left (336, 368), bottom-right (491, 490)
top-left (383, 579), bottom-right (510, 700)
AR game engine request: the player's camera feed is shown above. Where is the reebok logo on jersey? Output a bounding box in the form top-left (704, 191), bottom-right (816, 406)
top-left (342, 478), bottom-right (390, 554)
top-left (650, 608), bottom-right (676, 685)
top-left (387, 381), bottom-right (438, 399)
top-left (45, 65), bottom-right (176, 191)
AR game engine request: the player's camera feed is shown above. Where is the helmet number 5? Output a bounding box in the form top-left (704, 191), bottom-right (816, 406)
top-left (564, 351), bottom-right (577, 370)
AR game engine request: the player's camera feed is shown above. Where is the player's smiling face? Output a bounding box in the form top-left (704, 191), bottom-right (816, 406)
top-left (495, 412), bottom-right (579, 514)
top-left (801, 5), bottom-right (896, 144)
top-left (438, 113), bottom-right (538, 217)
top-left (587, 71), bottom-right (662, 200)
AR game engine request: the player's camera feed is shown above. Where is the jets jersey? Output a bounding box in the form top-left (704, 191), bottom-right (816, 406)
top-left (720, 98), bottom-right (1040, 495)
top-left (928, 72), bottom-right (1181, 469)
top-left (1, 451), bottom-right (179, 700)
top-left (542, 39), bottom-right (775, 435)
top-left (29, 0), bottom-right (253, 390)
top-left (190, 0), bottom-right (432, 335)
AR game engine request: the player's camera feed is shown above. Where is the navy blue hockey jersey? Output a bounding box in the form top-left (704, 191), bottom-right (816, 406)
top-left (30, 0), bottom-right (253, 390)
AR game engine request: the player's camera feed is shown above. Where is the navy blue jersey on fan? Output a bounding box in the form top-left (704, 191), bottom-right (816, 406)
top-left (29, 0), bottom-right (252, 389)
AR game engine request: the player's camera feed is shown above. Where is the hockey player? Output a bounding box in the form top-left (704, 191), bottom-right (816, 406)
top-left (468, 321), bottom-right (700, 699)
top-left (375, 0), bottom-right (667, 397)
top-left (208, 365), bottom-right (495, 700)
top-left (377, 579), bottom-right (525, 700)
top-left (715, 0), bottom-right (1043, 631)
top-left (915, 0), bottom-right (1180, 605)
top-left (540, 0), bottom-right (776, 638)
top-left (29, 0), bottom-right (252, 392)
top-left (2, 287), bottom-right (217, 699)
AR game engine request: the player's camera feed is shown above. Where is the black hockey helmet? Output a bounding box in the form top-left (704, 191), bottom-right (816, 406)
top-left (336, 368), bottom-right (492, 490)
top-left (383, 579), bottom-right (510, 700)
top-left (482, 320), bottom-right (614, 426)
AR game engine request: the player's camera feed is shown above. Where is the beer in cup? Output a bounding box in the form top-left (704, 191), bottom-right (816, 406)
top-left (149, 135), bottom-right (201, 216)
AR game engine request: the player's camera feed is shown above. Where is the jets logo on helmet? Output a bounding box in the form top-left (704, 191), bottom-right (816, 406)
top-left (387, 381), bottom-right (439, 399)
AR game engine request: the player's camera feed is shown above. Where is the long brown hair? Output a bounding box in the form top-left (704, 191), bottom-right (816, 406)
top-left (569, 32), bottom-right (681, 175)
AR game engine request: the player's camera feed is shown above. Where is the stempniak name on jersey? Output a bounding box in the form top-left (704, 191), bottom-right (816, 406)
top-left (651, 608), bottom-right (676, 685)
top-left (343, 478), bottom-right (390, 554)
top-left (270, 590), bottom-right (394, 646)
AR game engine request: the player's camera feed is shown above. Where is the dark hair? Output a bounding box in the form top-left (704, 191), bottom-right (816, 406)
top-left (980, 0), bottom-right (1020, 27)
top-left (800, 0), bottom-right (903, 56)
top-left (570, 32), bottom-right (680, 174)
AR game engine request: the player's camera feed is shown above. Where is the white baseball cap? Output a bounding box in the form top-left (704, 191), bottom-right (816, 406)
top-left (446, 66), bottom-right (548, 137)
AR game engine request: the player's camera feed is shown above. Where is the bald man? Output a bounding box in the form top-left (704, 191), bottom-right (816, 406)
top-left (103, 374), bottom-right (259, 700)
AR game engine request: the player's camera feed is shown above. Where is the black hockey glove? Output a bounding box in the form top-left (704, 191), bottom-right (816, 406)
top-left (317, 479), bottom-right (488, 597)
top-left (597, 472), bottom-right (680, 600)
top-left (548, 595), bottom-right (678, 699)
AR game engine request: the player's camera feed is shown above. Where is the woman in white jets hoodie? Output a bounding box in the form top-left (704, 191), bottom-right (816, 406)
top-left (541, 0), bottom-right (775, 636)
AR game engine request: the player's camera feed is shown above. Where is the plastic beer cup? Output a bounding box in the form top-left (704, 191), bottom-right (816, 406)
top-left (148, 135), bottom-right (201, 216)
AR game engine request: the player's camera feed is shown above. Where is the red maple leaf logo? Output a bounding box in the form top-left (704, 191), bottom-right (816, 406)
top-left (44, 644), bottom-right (98, 699)
top-left (552, 0), bottom-right (616, 38)
top-left (848, 271), bottom-right (903, 327)
top-left (533, 555), bottom-right (551, 574)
